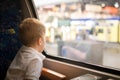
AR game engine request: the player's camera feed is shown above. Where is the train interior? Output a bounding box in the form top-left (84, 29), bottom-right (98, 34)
top-left (0, 0), bottom-right (120, 80)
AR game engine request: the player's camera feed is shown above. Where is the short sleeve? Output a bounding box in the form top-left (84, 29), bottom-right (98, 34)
top-left (24, 59), bottom-right (43, 80)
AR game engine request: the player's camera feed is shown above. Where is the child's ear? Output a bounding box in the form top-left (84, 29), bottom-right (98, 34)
top-left (38, 37), bottom-right (42, 45)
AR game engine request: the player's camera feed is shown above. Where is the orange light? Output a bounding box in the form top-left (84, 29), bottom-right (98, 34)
top-left (103, 6), bottom-right (118, 14)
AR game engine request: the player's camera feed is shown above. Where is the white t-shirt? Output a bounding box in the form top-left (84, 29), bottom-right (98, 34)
top-left (5, 46), bottom-right (45, 80)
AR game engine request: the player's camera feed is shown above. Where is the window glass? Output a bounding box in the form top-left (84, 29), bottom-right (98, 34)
top-left (33, 0), bottom-right (120, 70)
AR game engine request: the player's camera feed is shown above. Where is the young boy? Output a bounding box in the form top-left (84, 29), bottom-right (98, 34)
top-left (5, 18), bottom-right (46, 80)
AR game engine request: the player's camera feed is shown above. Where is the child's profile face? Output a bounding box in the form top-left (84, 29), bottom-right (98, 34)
top-left (40, 34), bottom-right (46, 52)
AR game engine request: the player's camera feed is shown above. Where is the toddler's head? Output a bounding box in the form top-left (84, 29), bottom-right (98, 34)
top-left (19, 18), bottom-right (46, 49)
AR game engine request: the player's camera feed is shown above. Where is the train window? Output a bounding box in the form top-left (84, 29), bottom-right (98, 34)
top-left (32, 0), bottom-right (120, 71)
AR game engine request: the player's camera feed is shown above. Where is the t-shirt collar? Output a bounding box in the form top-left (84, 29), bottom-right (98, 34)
top-left (22, 45), bottom-right (46, 61)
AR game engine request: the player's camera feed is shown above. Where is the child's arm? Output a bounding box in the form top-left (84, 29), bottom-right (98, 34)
top-left (24, 59), bottom-right (42, 80)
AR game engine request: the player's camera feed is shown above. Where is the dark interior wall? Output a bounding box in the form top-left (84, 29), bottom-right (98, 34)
top-left (0, 0), bottom-right (22, 79)
top-left (0, 0), bottom-right (34, 79)
top-left (0, 0), bottom-right (41, 79)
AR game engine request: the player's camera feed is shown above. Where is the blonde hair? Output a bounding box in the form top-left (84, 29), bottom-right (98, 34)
top-left (19, 18), bottom-right (45, 46)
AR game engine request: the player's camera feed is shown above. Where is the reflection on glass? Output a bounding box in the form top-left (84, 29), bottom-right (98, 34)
top-left (33, 0), bottom-right (120, 70)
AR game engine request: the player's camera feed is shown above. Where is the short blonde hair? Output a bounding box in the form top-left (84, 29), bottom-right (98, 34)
top-left (19, 18), bottom-right (45, 46)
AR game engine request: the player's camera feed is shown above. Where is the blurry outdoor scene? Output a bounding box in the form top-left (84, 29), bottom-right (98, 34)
top-left (33, 0), bottom-right (120, 71)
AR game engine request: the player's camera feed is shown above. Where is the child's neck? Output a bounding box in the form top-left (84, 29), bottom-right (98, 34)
top-left (29, 45), bottom-right (42, 53)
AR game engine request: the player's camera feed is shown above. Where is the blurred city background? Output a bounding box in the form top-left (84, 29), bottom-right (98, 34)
top-left (33, 0), bottom-right (120, 71)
